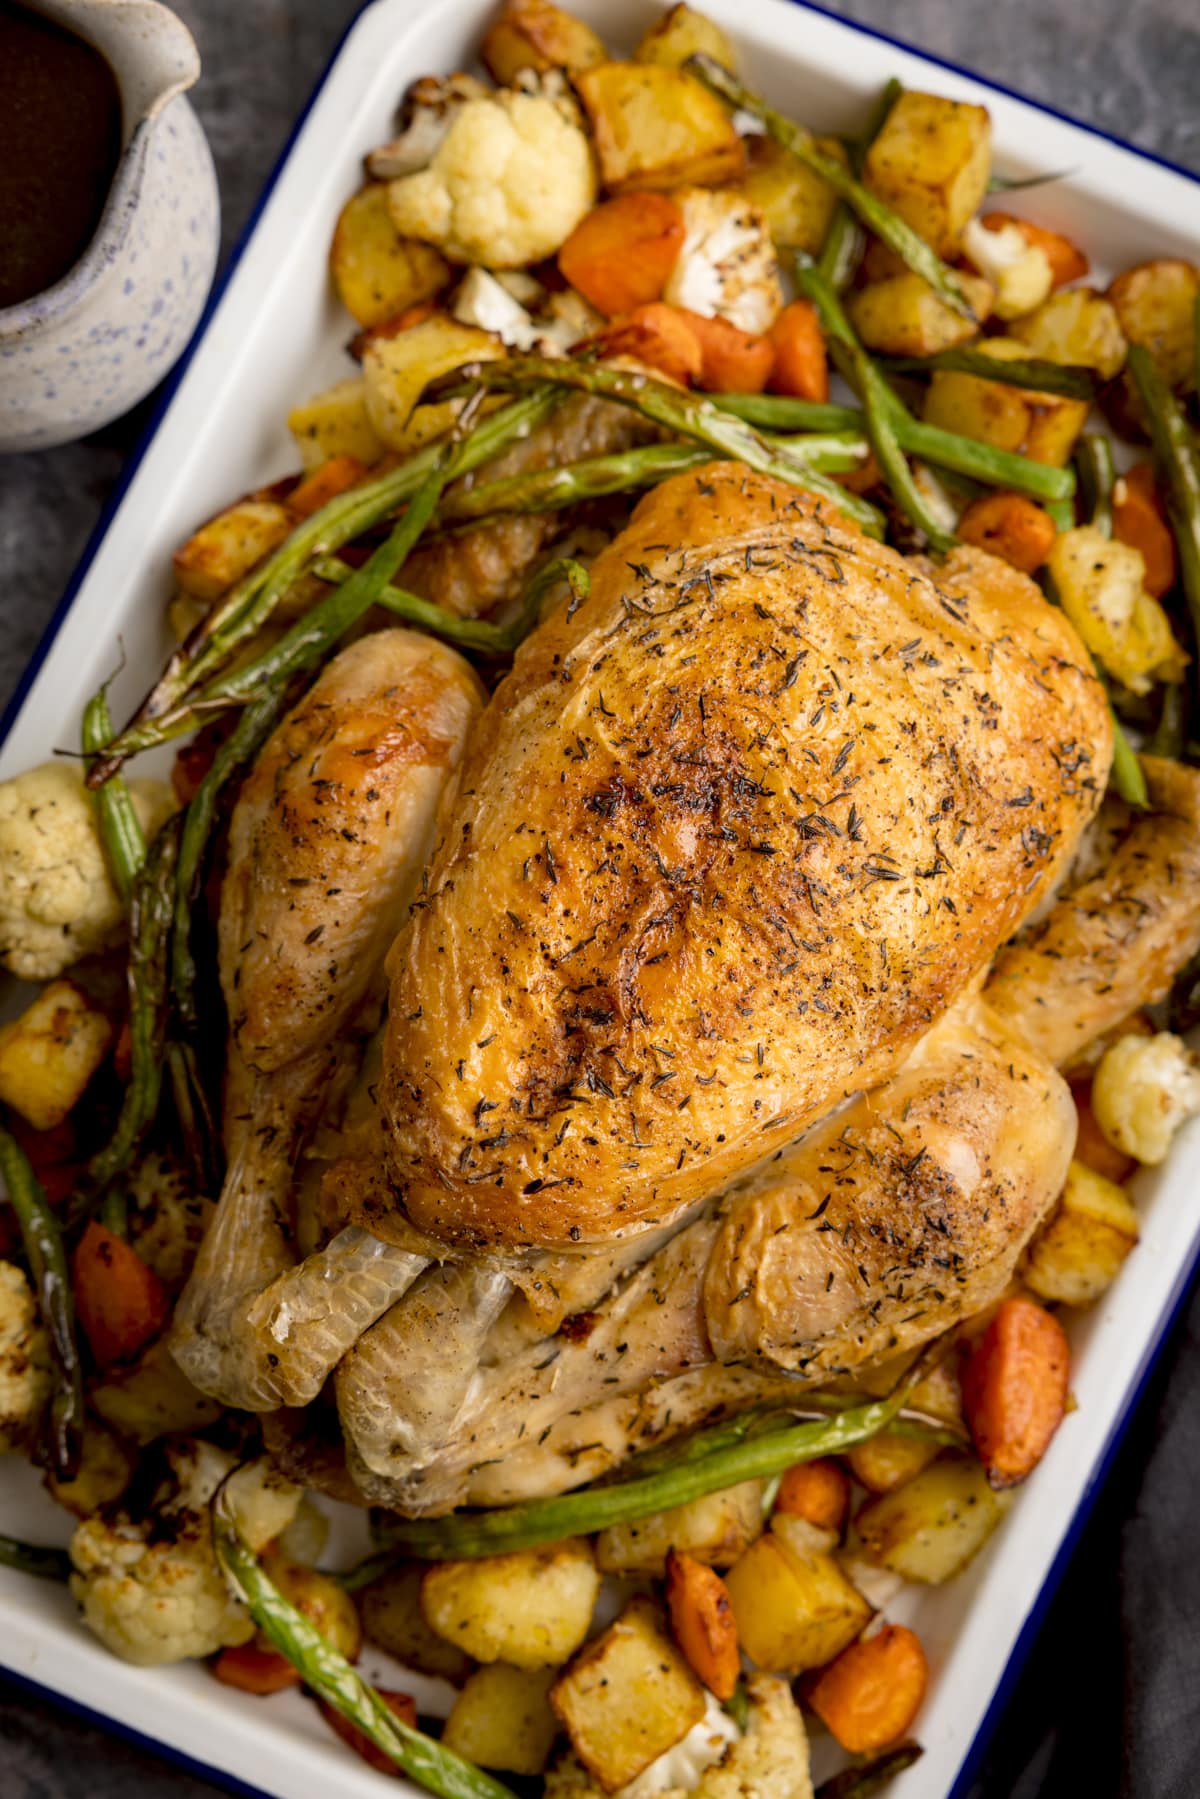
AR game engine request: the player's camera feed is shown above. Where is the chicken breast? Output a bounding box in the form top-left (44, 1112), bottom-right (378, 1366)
top-left (374, 464), bottom-right (1111, 1252)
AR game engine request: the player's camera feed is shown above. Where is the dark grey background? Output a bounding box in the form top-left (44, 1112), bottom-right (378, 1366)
top-left (2, 1), bottom-right (1199, 1794)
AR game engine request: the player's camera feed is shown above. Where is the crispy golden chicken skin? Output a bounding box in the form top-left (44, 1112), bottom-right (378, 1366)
top-left (375, 463), bottom-right (1111, 1251)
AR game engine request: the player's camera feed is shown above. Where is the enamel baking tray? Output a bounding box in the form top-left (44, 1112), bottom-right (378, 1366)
top-left (2, 2), bottom-right (1198, 1795)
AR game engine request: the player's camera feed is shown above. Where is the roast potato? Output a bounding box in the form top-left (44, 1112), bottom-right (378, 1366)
top-left (550, 1597), bottom-right (706, 1792)
top-left (287, 377), bottom-right (385, 470)
top-left (1007, 286), bottom-right (1127, 381)
top-left (481, 0), bottom-right (607, 82)
top-left (574, 62), bottom-right (746, 193)
top-left (847, 268), bottom-right (993, 357)
top-left (863, 89), bottom-right (992, 255)
top-left (845, 1431), bottom-right (943, 1496)
top-left (739, 133), bottom-right (846, 254)
top-left (594, 1478), bottom-right (765, 1575)
top-left (358, 1563), bottom-right (473, 1684)
top-left (923, 335), bottom-right (1089, 465)
top-left (855, 1455), bottom-right (1013, 1583)
top-left (361, 314), bottom-right (503, 453)
top-left (724, 1527), bottom-right (871, 1674)
top-left (1107, 258), bottom-right (1199, 389)
top-left (442, 1664), bottom-right (559, 1776)
top-left (0, 981), bottom-right (112, 1133)
top-left (634, 3), bottom-right (738, 71)
top-left (1023, 1159), bottom-right (1140, 1307)
top-left (329, 183), bottom-right (450, 329)
top-left (172, 496), bottom-right (294, 603)
top-left (421, 1539), bottom-right (599, 1670)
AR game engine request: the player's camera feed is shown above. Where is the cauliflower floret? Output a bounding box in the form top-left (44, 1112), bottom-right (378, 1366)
top-left (962, 215), bottom-right (1054, 321)
top-left (125, 1151), bottom-right (215, 1293)
top-left (0, 1260), bottom-right (50, 1453)
top-left (68, 1442), bottom-right (301, 1666)
top-left (0, 762), bottom-right (175, 981)
top-left (546, 1677), bottom-right (813, 1799)
top-left (1092, 1031), bottom-right (1200, 1166)
top-left (387, 89), bottom-right (596, 268)
top-left (663, 188), bottom-right (782, 336)
top-left (453, 267), bottom-right (543, 347)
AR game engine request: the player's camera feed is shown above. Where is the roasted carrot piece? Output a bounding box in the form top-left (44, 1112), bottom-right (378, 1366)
top-left (680, 310), bottom-right (774, 393)
top-left (213, 1642), bottom-right (303, 1695)
top-left (957, 491), bottom-right (1058, 574)
top-left (664, 1548), bottom-right (740, 1701)
top-left (982, 211), bottom-right (1089, 289)
top-left (288, 454), bottom-right (370, 519)
top-left (558, 192), bottom-right (685, 319)
top-left (1113, 461), bottom-right (1178, 598)
top-left (317, 1690), bottom-right (418, 1774)
top-left (806, 1624), bottom-right (929, 1753)
top-left (592, 302), bottom-right (703, 387)
top-left (1070, 1078), bottom-right (1136, 1184)
top-left (961, 1296), bottom-right (1070, 1488)
top-left (766, 299), bottom-right (829, 402)
top-left (72, 1221), bottom-right (171, 1368)
top-left (774, 1458), bottom-right (851, 1534)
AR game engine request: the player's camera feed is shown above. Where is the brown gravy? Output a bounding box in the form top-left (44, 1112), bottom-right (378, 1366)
top-left (0, 2), bottom-right (122, 310)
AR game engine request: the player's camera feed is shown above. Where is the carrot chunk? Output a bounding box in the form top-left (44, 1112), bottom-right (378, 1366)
top-left (680, 310), bottom-right (774, 393)
top-left (774, 1459), bottom-right (850, 1535)
top-left (288, 454), bottom-right (370, 519)
top-left (766, 299), bottom-right (829, 402)
top-left (1113, 461), bottom-right (1178, 598)
top-left (213, 1643), bottom-right (302, 1695)
top-left (664, 1548), bottom-right (740, 1700)
top-left (957, 491), bottom-right (1058, 574)
top-left (806, 1624), bottom-right (928, 1753)
top-left (559, 193), bottom-right (685, 319)
top-left (317, 1690), bottom-right (418, 1774)
top-left (592, 302), bottom-right (703, 386)
top-left (961, 1296), bottom-right (1070, 1488)
top-left (982, 211), bottom-right (1089, 289)
top-left (72, 1221), bottom-right (171, 1368)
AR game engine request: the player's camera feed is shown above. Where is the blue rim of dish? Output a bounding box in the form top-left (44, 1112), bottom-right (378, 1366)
top-left (2, 3), bottom-right (1198, 1797)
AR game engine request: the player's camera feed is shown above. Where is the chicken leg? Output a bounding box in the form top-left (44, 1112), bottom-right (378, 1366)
top-left (170, 629), bottom-right (482, 1409)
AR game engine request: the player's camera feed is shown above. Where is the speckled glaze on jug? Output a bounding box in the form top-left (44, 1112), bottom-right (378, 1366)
top-left (0, 0), bottom-right (220, 454)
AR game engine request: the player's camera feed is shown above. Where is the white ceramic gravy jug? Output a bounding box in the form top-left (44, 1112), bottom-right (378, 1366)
top-left (0, 0), bottom-right (219, 453)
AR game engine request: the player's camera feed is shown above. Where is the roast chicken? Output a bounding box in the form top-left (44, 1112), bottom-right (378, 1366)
top-left (173, 461), bottom-right (1200, 1510)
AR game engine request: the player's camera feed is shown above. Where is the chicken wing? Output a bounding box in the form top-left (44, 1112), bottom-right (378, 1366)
top-left (170, 629), bottom-right (482, 1408)
top-left (375, 465), bottom-right (1109, 1252)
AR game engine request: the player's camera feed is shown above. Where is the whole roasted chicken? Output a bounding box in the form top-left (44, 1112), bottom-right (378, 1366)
top-left (175, 462), bottom-right (1200, 1510)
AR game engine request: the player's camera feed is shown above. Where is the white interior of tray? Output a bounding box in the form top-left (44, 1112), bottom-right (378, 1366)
top-left (2, 1), bottom-right (1199, 1795)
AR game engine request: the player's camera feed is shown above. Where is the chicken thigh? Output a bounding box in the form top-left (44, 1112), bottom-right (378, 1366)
top-left (170, 629), bottom-right (482, 1409)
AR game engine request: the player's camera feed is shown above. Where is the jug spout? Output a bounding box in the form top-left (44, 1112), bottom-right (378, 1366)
top-left (33, 0), bottom-right (201, 133)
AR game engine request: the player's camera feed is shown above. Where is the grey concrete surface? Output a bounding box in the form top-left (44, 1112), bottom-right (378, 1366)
top-left (1, 1), bottom-right (1198, 1795)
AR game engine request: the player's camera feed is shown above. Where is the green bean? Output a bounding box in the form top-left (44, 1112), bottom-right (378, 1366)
top-left (687, 57), bottom-right (976, 319)
top-left (883, 348), bottom-right (1096, 401)
top-left (1044, 495), bottom-right (1076, 535)
top-left (346, 1348), bottom-right (946, 1572)
top-left (1128, 344), bottom-right (1200, 647)
top-left (1149, 680), bottom-right (1187, 761)
top-left (0, 1535), bottom-right (72, 1582)
top-left (817, 77), bottom-right (901, 289)
top-left (815, 1744), bottom-right (924, 1797)
top-left (712, 395), bottom-right (863, 433)
top-left (212, 1498), bottom-right (517, 1799)
top-left (99, 1190), bottom-right (127, 1238)
top-left (89, 390), bottom-right (562, 784)
top-left (797, 264), bottom-right (955, 552)
top-left (422, 355), bottom-right (886, 536)
top-left (443, 433), bottom-right (868, 526)
top-left (86, 815), bottom-right (180, 1196)
top-left (711, 393), bottom-right (1075, 502)
top-left (171, 687), bottom-right (287, 1032)
top-left (81, 692), bottom-right (146, 905)
top-left (166, 1040), bottom-right (221, 1195)
top-left (1075, 433), bottom-right (1117, 536)
top-left (0, 1125), bottom-right (83, 1477)
top-left (314, 554), bottom-right (589, 656)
